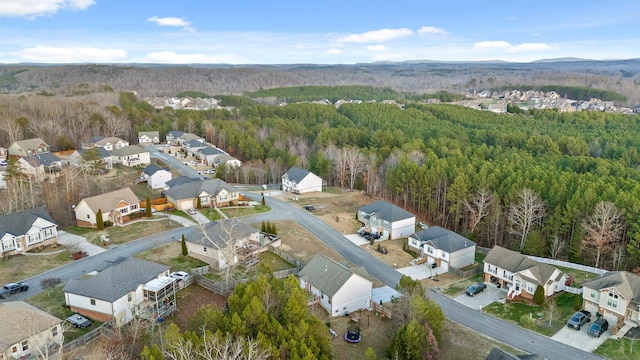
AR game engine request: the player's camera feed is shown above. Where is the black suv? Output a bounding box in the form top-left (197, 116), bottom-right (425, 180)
top-left (587, 317), bottom-right (609, 338)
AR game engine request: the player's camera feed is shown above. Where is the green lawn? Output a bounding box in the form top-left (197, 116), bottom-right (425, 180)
top-left (482, 292), bottom-right (577, 336)
top-left (557, 266), bottom-right (601, 287)
top-left (221, 205), bottom-right (271, 218)
top-left (475, 252), bottom-right (487, 263)
top-left (595, 337), bottom-right (640, 359)
top-left (442, 273), bottom-right (483, 296)
top-left (201, 208), bottom-right (222, 221)
top-left (64, 220), bottom-right (182, 245)
top-left (130, 183), bottom-right (162, 200)
top-left (26, 285), bottom-right (102, 341)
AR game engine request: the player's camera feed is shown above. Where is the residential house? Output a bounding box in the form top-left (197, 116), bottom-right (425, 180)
top-left (211, 154), bottom-right (242, 168)
top-left (80, 135), bottom-right (105, 149)
top-left (0, 146), bottom-right (6, 161)
top-left (357, 200), bottom-right (416, 240)
top-left (0, 301), bottom-right (64, 359)
top-left (487, 103), bottom-right (507, 113)
top-left (68, 147), bottom-right (113, 170)
top-left (7, 138), bottom-right (49, 157)
top-left (183, 139), bottom-right (208, 157)
top-left (581, 271), bottom-right (640, 329)
top-left (182, 219), bottom-right (259, 269)
top-left (197, 146), bottom-right (226, 165)
top-left (298, 254), bottom-right (373, 317)
top-left (483, 246), bottom-right (567, 300)
top-left (63, 257), bottom-right (175, 327)
top-left (164, 176), bottom-right (198, 189)
top-left (165, 130), bottom-right (185, 145)
top-left (0, 207), bottom-right (58, 258)
top-left (111, 145), bottom-right (151, 167)
top-left (94, 137), bottom-right (129, 152)
top-left (178, 132), bottom-right (203, 146)
top-left (282, 167), bottom-right (324, 194)
top-left (74, 188), bottom-right (141, 227)
top-left (138, 131), bottom-right (160, 145)
top-left (165, 178), bottom-right (239, 210)
top-left (407, 226), bottom-right (476, 271)
top-left (139, 163), bottom-right (172, 189)
top-left (17, 153), bottom-right (63, 179)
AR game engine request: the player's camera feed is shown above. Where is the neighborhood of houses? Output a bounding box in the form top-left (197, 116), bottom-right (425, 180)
top-left (1, 133), bottom-right (638, 359)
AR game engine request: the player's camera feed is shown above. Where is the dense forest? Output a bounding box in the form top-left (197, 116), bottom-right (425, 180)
top-left (2, 84), bottom-right (640, 272)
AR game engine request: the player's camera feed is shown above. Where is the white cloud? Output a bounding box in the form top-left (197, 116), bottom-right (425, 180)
top-left (473, 40), bottom-right (554, 53)
top-left (326, 48), bottom-right (343, 55)
top-left (10, 46), bottom-right (126, 62)
top-left (142, 51), bottom-right (239, 64)
top-left (417, 26), bottom-right (449, 36)
top-left (366, 45), bottom-right (388, 52)
top-left (338, 28), bottom-right (413, 43)
top-left (0, 0), bottom-right (94, 18)
top-left (147, 16), bottom-right (193, 31)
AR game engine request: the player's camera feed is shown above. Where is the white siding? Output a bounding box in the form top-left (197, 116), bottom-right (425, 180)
top-left (390, 217), bottom-right (416, 239)
top-left (149, 170), bottom-right (172, 189)
top-left (74, 201), bottom-right (96, 226)
top-left (330, 275), bottom-right (372, 317)
top-left (448, 246), bottom-right (475, 268)
top-left (65, 292), bottom-right (112, 315)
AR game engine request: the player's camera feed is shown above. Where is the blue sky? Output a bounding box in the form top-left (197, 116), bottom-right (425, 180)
top-left (1, 0), bottom-right (639, 64)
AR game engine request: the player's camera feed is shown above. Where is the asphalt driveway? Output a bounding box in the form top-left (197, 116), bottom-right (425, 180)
top-left (551, 322), bottom-right (609, 352)
top-left (454, 282), bottom-right (507, 310)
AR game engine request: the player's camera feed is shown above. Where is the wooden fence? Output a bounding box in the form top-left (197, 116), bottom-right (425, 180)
top-left (370, 301), bottom-right (392, 319)
top-left (450, 265), bottom-right (483, 279)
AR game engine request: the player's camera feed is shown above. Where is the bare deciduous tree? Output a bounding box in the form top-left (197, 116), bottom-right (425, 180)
top-left (343, 146), bottom-right (366, 191)
top-left (549, 235), bottom-right (565, 259)
top-left (463, 188), bottom-right (493, 232)
top-left (508, 188), bottom-right (545, 251)
top-left (582, 201), bottom-right (624, 268)
top-left (164, 329), bottom-right (269, 360)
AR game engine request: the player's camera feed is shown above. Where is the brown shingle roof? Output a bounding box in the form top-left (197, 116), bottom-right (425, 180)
top-left (79, 188), bottom-right (140, 214)
top-left (583, 271), bottom-right (640, 302)
top-left (484, 246), bottom-right (559, 285)
top-left (0, 301), bottom-right (62, 351)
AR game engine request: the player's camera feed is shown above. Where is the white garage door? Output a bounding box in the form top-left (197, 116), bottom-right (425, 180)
top-left (440, 261), bottom-right (449, 271)
top-left (603, 311), bottom-right (619, 327)
top-left (584, 301), bottom-right (599, 315)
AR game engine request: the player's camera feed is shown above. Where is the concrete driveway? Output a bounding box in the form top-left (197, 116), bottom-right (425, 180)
top-left (344, 234), bottom-right (369, 246)
top-left (454, 283), bottom-right (507, 310)
top-left (57, 231), bottom-right (105, 256)
top-left (551, 322), bottom-right (609, 352)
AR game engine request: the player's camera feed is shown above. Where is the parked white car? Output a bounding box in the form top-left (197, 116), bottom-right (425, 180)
top-left (170, 271), bottom-right (190, 281)
top-left (186, 208), bottom-right (197, 215)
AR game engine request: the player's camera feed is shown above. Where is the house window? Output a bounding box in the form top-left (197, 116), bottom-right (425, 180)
top-left (44, 228), bottom-right (54, 238)
top-left (87, 214), bottom-right (90, 219)
top-left (427, 247), bottom-right (434, 254)
top-left (526, 283), bottom-right (535, 293)
top-left (90, 299), bottom-right (96, 306)
top-left (203, 247), bottom-right (207, 252)
top-left (131, 204), bottom-right (139, 211)
top-left (607, 298), bottom-right (618, 308)
top-left (128, 293), bottom-right (132, 302)
top-left (383, 220), bottom-right (390, 228)
top-left (52, 326), bottom-right (58, 337)
top-left (120, 207), bottom-right (129, 214)
top-left (590, 290), bottom-right (596, 298)
top-left (12, 346), bottom-right (17, 353)
top-left (21, 341), bottom-right (28, 351)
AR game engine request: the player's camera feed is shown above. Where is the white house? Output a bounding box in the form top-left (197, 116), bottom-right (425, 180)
top-left (357, 200), bottom-right (415, 240)
top-left (483, 246), bottom-right (567, 300)
top-left (94, 137), bottom-right (129, 152)
top-left (111, 145), bottom-right (151, 167)
top-left (16, 153), bottom-right (63, 179)
top-left (63, 257), bottom-right (175, 327)
top-left (138, 131), bottom-right (161, 145)
top-left (7, 138), bottom-right (49, 157)
top-left (298, 254), bottom-right (373, 317)
top-left (182, 219), bottom-right (259, 270)
top-left (74, 188), bottom-right (140, 228)
top-left (581, 271), bottom-right (640, 329)
top-left (0, 207), bottom-right (58, 258)
top-left (165, 131), bottom-right (185, 145)
top-left (140, 163), bottom-right (172, 189)
top-left (407, 226), bottom-right (476, 271)
top-left (282, 167), bottom-right (323, 194)
top-left (0, 301), bottom-right (64, 360)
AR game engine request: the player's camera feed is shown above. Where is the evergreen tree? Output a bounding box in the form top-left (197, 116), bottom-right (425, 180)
top-left (261, 220), bottom-right (266, 233)
top-left (96, 209), bottom-right (104, 230)
top-left (181, 234), bottom-right (188, 256)
top-left (261, 195), bottom-right (266, 206)
top-left (145, 196), bottom-right (152, 218)
top-left (533, 285), bottom-right (545, 305)
top-left (196, 196), bottom-right (201, 209)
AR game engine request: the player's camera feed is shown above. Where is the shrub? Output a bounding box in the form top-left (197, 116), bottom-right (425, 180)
top-left (519, 314), bottom-right (535, 328)
top-left (573, 294), bottom-right (582, 311)
top-left (533, 286), bottom-right (545, 305)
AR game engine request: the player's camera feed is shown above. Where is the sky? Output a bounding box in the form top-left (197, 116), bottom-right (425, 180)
top-left (1, 0), bottom-right (639, 64)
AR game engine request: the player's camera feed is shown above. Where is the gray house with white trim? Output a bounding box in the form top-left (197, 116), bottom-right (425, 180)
top-left (357, 200), bottom-right (415, 240)
top-left (408, 226), bottom-right (476, 271)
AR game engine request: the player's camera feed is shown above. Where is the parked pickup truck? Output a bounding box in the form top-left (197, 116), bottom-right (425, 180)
top-left (567, 310), bottom-right (591, 330)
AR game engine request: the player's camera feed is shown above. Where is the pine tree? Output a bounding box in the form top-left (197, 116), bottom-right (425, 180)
top-left (533, 285), bottom-right (545, 305)
top-left (96, 209), bottom-right (104, 230)
top-left (261, 195), bottom-right (266, 206)
top-left (271, 222), bottom-right (277, 235)
top-left (261, 220), bottom-right (266, 233)
top-left (145, 196), bottom-right (152, 218)
top-left (181, 234), bottom-right (188, 256)
top-left (196, 196), bottom-right (202, 209)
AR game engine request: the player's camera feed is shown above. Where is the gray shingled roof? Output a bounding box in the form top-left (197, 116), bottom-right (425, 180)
top-left (143, 163), bottom-right (164, 176)
top-left (199, 146), bottom-right (225, 155)
top-left (583, 271), bottom-right (640, 303)
top-left (77, 147), bottom-right (111, 159)
top-left (483, 246), bottom-right (558, 285)
top-left (78, 187), bottom-right (140, 214)
top-left (0, 207), bottom-right (56, 238)
top-left (14, 138), bottom-right (48, 151)
top-left (84, 135), bottom-right (105, 144)
top-left (23, 152), bottom-right (61, 167)
top-left (283, 167), bottom-right (312, 183)
top-left (95, 137), bottom-right (127, 147)
top-left (187, 139), bottom-right (206, 148)
top-left (183, 219), bottom-right (258, 248)
top-left (166, 130), bottom-right (185, 138)
top-left (165, 176), bottom-right (198, 188)
top-left (359, 200), bottom-right (415, 222)
top-left (165, 178), bottom-right (238, 200)
top-left (298, 254), bottom-right (371, 297)
top-left (139, 131), bottom-right (159, 138)
top-left (63, 257), bottom-right (169, 302)
top-left (411, 226), bottom-right (476, 253)
top-left (112, 145), bottom-right (148, 156)
top-left (181, 133), bottom-right (202, 141)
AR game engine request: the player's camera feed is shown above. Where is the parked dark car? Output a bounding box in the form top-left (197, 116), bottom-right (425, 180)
top-left (465, 283), bottom-right (487, 296)
top-left (567, 310), bottom-right (591, 330)
top-left (66, 313), bottom-right (93, 329)
top-left (588, 317), bottom-right (609, 337)
top-left (303, 205), bottom-right (316, 212)
top-left (357, 229), bottom-right (371, 237)
top-left (3, 282), bottom-right (29, 295)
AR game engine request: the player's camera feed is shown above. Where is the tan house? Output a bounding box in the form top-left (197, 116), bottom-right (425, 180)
top-left (165, 178), bottom-right (240, 210)
top-left (0, 207), bottom-right (58, 258)
top-left (74, 188), bottom-right (141, 227)
top-left (138, 131), bottom-right (161, 145)
top-left (483, 246), bottom-right (567, 300)
top-left (0, 301), bottom-right (64, 359)
top-left (94, 137), bottom-right (129, 152)
top-left (582, 271), bottom-right (640, 329)
top-left (183, 219), bottom-right (259, 270)
top-left (7, 138), bottom-right (50, 157)
top-left (111, 145), bottom-right (151, 167)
